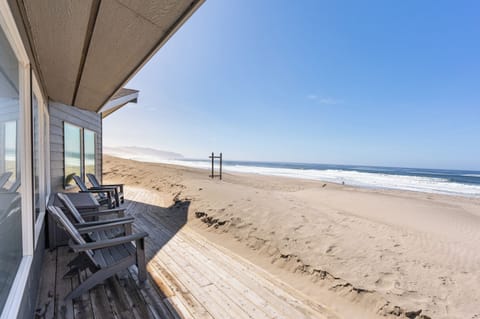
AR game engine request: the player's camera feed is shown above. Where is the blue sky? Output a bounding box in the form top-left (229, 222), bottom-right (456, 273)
top-left (103, 1), bottom-right (480, 170)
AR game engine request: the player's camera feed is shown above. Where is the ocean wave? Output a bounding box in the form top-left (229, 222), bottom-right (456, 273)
top-left (116, 157), bottom-right (480, 197)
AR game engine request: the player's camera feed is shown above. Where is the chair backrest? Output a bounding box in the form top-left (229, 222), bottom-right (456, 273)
top-left (56, 193), bottom-right (86, 224)
top-left (7, 179), bottom-right (20, 192)
top-left (0, 172), bottom-right (12, 188)
top-left (47, 205), bottom-right (100, 268)
top-left (73, 175), bottom-right (88, 191)
top-left (86, 174), bottom-right (100, 188)
top-left (0, 193), bottom-right (21, 223)
top-left (74, 175), bottom-right (107, 200)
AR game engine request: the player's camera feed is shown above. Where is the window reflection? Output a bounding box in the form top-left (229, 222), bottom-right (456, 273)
top-left (0, 26), bottom-right (22, 313)
top-left (84, 129), bottom-right (95, 176)
top-left (64, 123), bottom-right (81, 187)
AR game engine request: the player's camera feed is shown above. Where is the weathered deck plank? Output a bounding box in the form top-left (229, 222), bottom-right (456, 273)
top-left (35, 240), bottom-right (174, 319)
top-left (126, 186), bottom-right (335, 319)
top-left (34, 249), bottom-right (56, 319)
top-left (36, 186), bottom-right (335, 319)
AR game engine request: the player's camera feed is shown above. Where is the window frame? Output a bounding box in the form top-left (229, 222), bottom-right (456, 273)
top-left (0, 3), bottom-right (39, 318)
top-left (63, 122), bottom-right (97, 189)
top-left (32, 74), bottom-right (48, 247)
top-left (63, 121), bottom-right (83, 189)
top-left (83, 128), bottom-right (96, 177)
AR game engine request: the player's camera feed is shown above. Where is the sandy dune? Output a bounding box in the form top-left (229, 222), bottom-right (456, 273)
top-left (103, 155), bottom-right (480, 319)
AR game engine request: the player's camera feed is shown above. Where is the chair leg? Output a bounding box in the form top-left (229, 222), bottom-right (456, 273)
top-left (136, 238), bottom-right (147, 282)
top-left (67, 254), bottom-right (87, 267)
top-left (124, 223), bottom-right (132, 235)
top-left (64, 257), bottom-right (134, 301)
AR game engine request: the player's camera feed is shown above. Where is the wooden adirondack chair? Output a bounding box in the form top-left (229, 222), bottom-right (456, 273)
top-left (72, 175), bottom-right (117, 208)
top-left (87, 173), bottom-right (124, 204)
top-left (56, 193), bottom-right (133, 236)
top-left (47, 205), bottom-right (148, 301)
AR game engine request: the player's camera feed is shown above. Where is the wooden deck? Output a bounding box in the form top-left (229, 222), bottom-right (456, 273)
top-left (36, 187), bottom-right (335, 319)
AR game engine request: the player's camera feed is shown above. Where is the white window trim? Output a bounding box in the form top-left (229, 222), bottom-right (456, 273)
top-left (32, 74), bottom-right (47, 246)
top-left (44, 103), bottom-right (51, 200)
top-left (0, 56), bottom-right (33, 319)
top-left (0, 2), bottom-right (36, 318)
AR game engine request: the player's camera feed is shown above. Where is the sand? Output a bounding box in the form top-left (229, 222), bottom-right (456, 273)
top-left (103, 155), bottom-right (480, 319)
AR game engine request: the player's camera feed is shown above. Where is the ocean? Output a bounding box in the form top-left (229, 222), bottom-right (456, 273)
top-left (169, 159), bottom-right (480, 197)
top-left (104, 151), bottom-right (480, 197)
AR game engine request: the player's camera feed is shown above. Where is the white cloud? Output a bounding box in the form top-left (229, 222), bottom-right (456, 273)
top-left (317, 97), bottom-right (343, 105)
top-left (307, 94), bottom-right (343, 105)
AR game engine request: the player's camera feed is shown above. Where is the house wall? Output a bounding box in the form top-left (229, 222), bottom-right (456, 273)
top-left (17, 224), bottom-right (45, 319)
top-left (48, 101), bottom-right (102, 193)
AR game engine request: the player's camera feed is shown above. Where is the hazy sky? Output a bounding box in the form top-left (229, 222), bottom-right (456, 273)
top-left (103, 0), bottom-right (480, 170)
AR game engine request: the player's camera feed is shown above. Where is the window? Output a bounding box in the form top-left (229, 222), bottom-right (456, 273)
top-left (84, 129), bottom-right (95, 176)
top-left (0, 25), bottom-right (22, 313)
top-left (64, 123), bottom-right (81, 187)
top-left (64, 123), bottom-right (96, 187)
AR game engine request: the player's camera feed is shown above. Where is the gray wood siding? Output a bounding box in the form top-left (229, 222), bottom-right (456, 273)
top-left (48, 101), bottom-right (102, 193)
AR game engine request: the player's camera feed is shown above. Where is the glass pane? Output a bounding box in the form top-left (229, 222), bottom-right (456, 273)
top-left (32, 95), bottom-right (39, 220)
top-left (84, 129), bottom-right (95, 178)
top-left (4, 121), bottom-right (16, 181)
top-left (64, 123), bottom-right (81, 187)
top-left (0, 26), bottom-right (22, 313)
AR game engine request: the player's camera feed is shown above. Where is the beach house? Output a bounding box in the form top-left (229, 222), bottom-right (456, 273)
top-left (0, 1), bottom-right (204, 318)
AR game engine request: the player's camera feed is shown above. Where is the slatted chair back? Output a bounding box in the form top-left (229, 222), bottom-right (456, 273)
top-left (0, 193), bottom-right (21, 223)
top-left (73, 175), bottom-right (107, 201)
top-left (72, 175), bottom-right (88, 191)
top-left (47, 205), bottom-right (100, 268)
top-left (7, 179), bottom-right (20, 192)
top-left (86, 174), bottom-right (100, 188)
top-left (56, 193), bottom-right (86, 224)
top-left (0, 171), bottom-right (12, 188)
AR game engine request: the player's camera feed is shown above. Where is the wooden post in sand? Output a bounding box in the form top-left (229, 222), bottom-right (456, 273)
top-left (219, 153), bottom-right (222, 180)
top-left (211, 152), bottom-right (214, 178)
top-left (209, 152), bottom-right (223, 180)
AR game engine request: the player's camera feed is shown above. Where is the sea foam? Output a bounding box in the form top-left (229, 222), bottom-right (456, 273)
top-left (110, 155), bottom-right (480, 197)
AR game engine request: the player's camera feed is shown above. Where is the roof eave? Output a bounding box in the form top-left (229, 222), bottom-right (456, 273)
top-left (92, 0), bottom-right (205, 113)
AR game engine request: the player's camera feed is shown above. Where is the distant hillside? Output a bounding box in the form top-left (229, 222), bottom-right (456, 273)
top-left (103, 146), bottom-right (183, 162)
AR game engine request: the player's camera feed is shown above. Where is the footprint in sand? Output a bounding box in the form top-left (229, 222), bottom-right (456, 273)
top-left (325, 244), bottom-right (337, 254)
top-left (374, 272), bottom-right (396, 291)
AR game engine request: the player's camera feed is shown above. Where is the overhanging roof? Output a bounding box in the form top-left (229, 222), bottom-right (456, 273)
top-left (8, 0), bottom-right (204, 113)
top-left (101, 88), bottom-right (139, 118)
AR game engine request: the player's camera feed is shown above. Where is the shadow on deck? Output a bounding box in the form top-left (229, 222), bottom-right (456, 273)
top-left (35, 195), bottom-right (189, 319)
top-left (36, 187), bottom-right (332, 319)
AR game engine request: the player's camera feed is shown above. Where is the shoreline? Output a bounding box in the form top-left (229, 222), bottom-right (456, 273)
top-left (104, 155), bottom-right (480, 319)
top-left (103, 154), bottom-right (480, 198)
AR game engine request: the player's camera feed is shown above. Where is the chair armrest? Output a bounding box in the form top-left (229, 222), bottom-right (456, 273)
top-left (70, 232), bottom-right (149, 252)
top-left (88, 186), bottom-right (117, 192)
top-left (79, 189), bottom-right (113, 195)
top-left (76, 219), bottom-right (135, 234)
top-left (81, 207), bottom-right (127, 218)
top-left (73, 216), bottom-right (134, 228)
top-left (100, 184), bottom-right (124, 189)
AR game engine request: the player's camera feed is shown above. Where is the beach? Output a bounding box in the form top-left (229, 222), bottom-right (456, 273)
top-left (103, 155), bottom-right (480, 319)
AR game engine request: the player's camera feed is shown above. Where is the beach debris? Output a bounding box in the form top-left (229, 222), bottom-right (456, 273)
top-left (195, 211), bottom-right (228, 228)
top-left (195, 211), bottom-right (206, 218)
top-left (322, 183), bottom-right (327, 188)
top-left (405, 310), bottom-right (423, 319)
